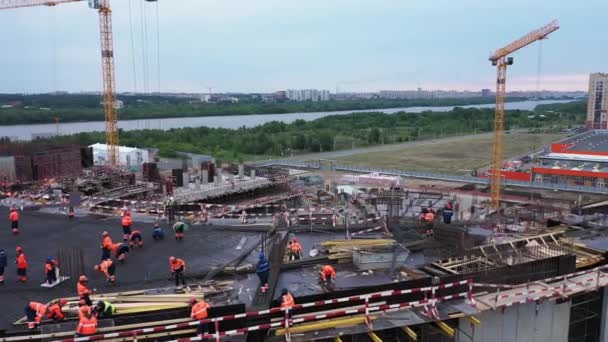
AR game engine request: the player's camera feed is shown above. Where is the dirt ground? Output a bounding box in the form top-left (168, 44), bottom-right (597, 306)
top-left (336, 133), bottom-right (564, 175)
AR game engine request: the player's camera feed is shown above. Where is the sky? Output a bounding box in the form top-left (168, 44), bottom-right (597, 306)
top-left (0, 0), bottom-right (605, 93)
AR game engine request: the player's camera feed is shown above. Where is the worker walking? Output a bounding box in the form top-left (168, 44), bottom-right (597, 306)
top-left (189, 298), bottom-right (210, 336)
top-left (45, 256), bottom-right (58, 285)
top-left (15, 246), bottom-right (27, 283)
top-left (75, 306), bottom-right (98, 337)
top-left (95, 300), bottom-right (116, 319)
top-left (24, 301), bottom-right (47, 329)
top-left (169, 256), bottom-right (186, 287)
top-left (111, 242), bottom-right (129, 262)
top-left (0, 248), bottom-right (6, 284)
top-left (94, 259), bottom-right (116, 283)
top-left (320, 265), bottom-right (336, 288)
top-left (129, 230), bottom-right (143, 248)
top-left (172, 221), bottom-right (186, 241)
top-left (121, 212), bottom-right (133, 242)
top-left (100, 231), bottom-right (113, 261)
top-left (77, 275), bottom-right (94, 306)
top-left (152, 223), bottom-right (165, 241)
top-left (9, 207), bottom-right (19, 235)
top-left (256, 252), bottom-right (270, 293)
top-left (290, 238), bottom-right (303, 260)
top-left (46, 298), bottom-right (69, 321)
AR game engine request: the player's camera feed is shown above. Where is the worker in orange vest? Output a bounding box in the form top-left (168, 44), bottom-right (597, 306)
top-left (77, 275), bottom-right (94, 306)
top-left (24, 301), bottom-right (47, 329)
top-left (9, 207), bottom-right (19, 235)
top-left (100, 231), bottom-right (113, 260)
top-left (189, 298), bottom-right (210, 336)
top-left (420, 208), bottom-right (435, 236)
top-left (94, 259), bottom-right (116, 283)
top-left (129, 230), bottom-right (143, 248)
top-left (320, 265), bottom-right (336, 287)
top-left (280, 288), bottom-right (295, 310)
top-left (46, 298), bottom-right (69, 321)
top-left (111, 242), bottom-right (129, 262)
top-left (289, 238), bottom-right (303, 260)
top-left (45, 256), bottom-right (58, 285)
top-left (169, 256), bottom-right (186, 287)
top-left (121, 212), bottom-right (133, 242)
top-left (75, 306), bottom-right (98, 337)
top-left (15, 246), bottom-right (27, 283)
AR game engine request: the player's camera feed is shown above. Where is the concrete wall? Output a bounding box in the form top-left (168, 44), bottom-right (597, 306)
top-left (457, 300), bottom-right (570, 342)
top-left (0, 156), bottom-right (16, 181)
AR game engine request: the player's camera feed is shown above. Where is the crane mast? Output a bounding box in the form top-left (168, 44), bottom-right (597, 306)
top-left (488, 19), bottom-right (559, 210)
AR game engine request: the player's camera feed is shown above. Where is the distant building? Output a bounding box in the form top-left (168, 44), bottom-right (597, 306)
top-left (285, 89), bottom-right (331, 101)
top-left (587, 73), bottom-right (608, 129)
top-left (90, 143), bottom-right (149, 170)
top-left (0, 143), bottom-right (84, 182)
top-left (100, 99), bottom-right (124, 110)
top-left (481, 88), bottom-right (492, 97)
top-left (274, 91), bottom-right (287, 100)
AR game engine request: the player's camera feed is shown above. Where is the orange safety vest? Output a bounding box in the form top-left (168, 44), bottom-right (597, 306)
top-left (122, 216), bottom-right (132, 226)
top-left (9, 211), bottom-right (19, 222)
top-left (290, 242), bottom-right (303, 253)
top-left (281, 293), bottom-right (295, 309)
top-left (77, 282), bottom-right (92, 296)
top-left (321, 265), bottom-right (336, 281)
top-left (190, 301), bottom-right (210, 320)
top-left (170, 259), bottom-right (186, 272)
top-left (16, 253), bottom-right (27, 269)
top-left (46, 304), bottom-right (64, 320)
top-left (424, 212), bottom-right (435, 222)
top-left (28, 302), bottom-right (47, 323)
top-left (77, 316), bottom-right (98, 335)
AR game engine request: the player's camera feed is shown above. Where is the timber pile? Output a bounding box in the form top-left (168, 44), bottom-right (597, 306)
top-left (320, 239), bottom-right (396, 263)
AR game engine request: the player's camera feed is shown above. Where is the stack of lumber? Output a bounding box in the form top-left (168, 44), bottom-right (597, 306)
top-left (320, 239), bottom-right (396, 263)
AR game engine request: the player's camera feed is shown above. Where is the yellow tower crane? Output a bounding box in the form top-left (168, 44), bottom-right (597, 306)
top-left (0, 0), bottom-right (158, 166)
top-left (488, 19), bottom-right (559, 210)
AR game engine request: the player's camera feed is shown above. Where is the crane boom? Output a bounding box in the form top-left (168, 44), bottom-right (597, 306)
top-left (489, 20), bottom-right (559, 211)
top-left (0, 0), bottom-right (120, 166)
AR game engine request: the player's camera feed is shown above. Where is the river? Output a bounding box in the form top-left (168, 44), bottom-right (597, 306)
top-left (0, 100), bottom-right (573, 140)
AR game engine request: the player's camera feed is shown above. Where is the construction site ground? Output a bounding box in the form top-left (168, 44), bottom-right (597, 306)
top-left (334, 133), bottom-right (563, 174)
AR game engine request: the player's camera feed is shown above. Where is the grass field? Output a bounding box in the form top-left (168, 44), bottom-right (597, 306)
top-left (335, 133), bottom-right (564, 174)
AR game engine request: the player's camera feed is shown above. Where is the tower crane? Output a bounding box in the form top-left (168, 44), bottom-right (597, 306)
top-left (488, 19), bottom-right (559, 210)
top-left (0, 0), bottom-right (157, 166)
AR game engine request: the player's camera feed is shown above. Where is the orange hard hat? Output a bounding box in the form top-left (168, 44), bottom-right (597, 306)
top-left (169, 256), bottom-right (175, 262)
top-left (15, 246), bottom-right (22, 253)
top-left (189, 298), bottom-right (197, 306)
top-left (58, 298), bottom-right (68, 306)
top-left (94, 265), bottom-right (100, 271)
top-left (79, 275), bottom-right (88, 282)
top-left (102, 231), bottom-right (109, 237)
top-left (293, 237), bottom-right (298, 242)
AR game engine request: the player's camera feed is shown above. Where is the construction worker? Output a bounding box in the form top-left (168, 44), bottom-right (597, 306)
top-left (189, 298), bottom-right (210, 336)
top-left (172, 221), bottom-right (186, 241)
top-left (169, 256), bottom-right (186, 287)
top-left (256, 252), bottom-right (270, 293)
top-left (280, 288), bottom-right (295, 310)
top-left (45, 256), bottom-right (58, 285)
top-left (75, 306), bottom-right (98, 337)
top-left (422, 208), bottom-right (435, 236)
top-left (95, 300), bottom-right (116, 319)
top-left (165, 197), bottom-right (177, 222)
top-left (121, 211), bottom-right (133, 242)
top-left (290, 238), bottom-right (303, 260)
top-left (77, 275), bottom-right (94, 306)
top-left (442, 203), bottom-right (454, 224)
top-left (67, 206), bottom-right (75, 220)
top-left (9, 207), bottom-right (19, 235)
top-left (94, 259), bottom-right (116, 283)
top-left (100, 231), bottom-right (113, 261)
top-left (77, 300), bottom-right (89, 319)
top-left (46, 298), bottom-right (69, 321)
top-left (24, 301), bottom-right (47, 329)
top-left (111, 242), bottom-right (129, 262)
top-left (129, 229), bottom-right (143, 248)
top-left (320, 265), bottom-right (336, 287)
top-left (15, 246), bottom-right (27, 283)
top-left (0, 248), bottom-right (6, 284)
top-left (152, 223), bottom-right (165, 241)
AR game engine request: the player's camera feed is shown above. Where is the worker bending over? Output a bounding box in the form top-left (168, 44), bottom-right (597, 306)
top-left (15, 246), bottom-right (27, 283)
top-left (289, 237), bottom-right (303, 260)
top-left (320, 265), bottom-right (336, 287)
top-left (111, 242), bottom-right (129, 262)
top-left (129, 230), bottom-right (143, 248)
top-left (95, 300), bottom-right (116, 319)
top-left (75, 306), bottom-right (97, 337)
top-left (100, 231), bottom-right (113, 261)
top-left (152, 223), bottom-right (165, 241)
top-left (172, 221), bottom-right (186, 241)
top-left (77, 275), bottom-right (94, 306)
top-left (256, 252), bottom-right (270, 293)
top-left (9, 207), bottom-right (19, 235)
top-left (169, 256), bottom-right (187, 287)
top-left (121, 212), bottom-right (133, 242)
top-left (280, 288), bottom-right (295, 310)
top-left (0, 248), bottom-right (6, 284)
top-left (189, 298), bottom-right (211, 336)
top-left (94, 259), bottom-right (116, 283)
top-left (45, 256), bottom-right (58, 285)
top-left (47, 298), bottom-right (69, 321)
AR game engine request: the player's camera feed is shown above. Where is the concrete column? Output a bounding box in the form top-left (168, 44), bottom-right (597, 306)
top-left (251, 169), bottom-right (256, 180)
top-left (238, 164), bottom-right (244, 179)
top-left (183, 173), bottom-right (190, 187)
top-left (216, 168), bottom-right (223, 184)
top-left (202, 170), bottom-right (208, 184)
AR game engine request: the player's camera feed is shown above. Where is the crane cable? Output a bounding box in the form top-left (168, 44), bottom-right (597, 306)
top-left (127, 0), bottom-right (138, 93)
top-left (536, 40), bottom-right (543, 100)
top-left (155, 0), bottom-right (161, 94)
top-left (139, 0), bottom-right (149, 94)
